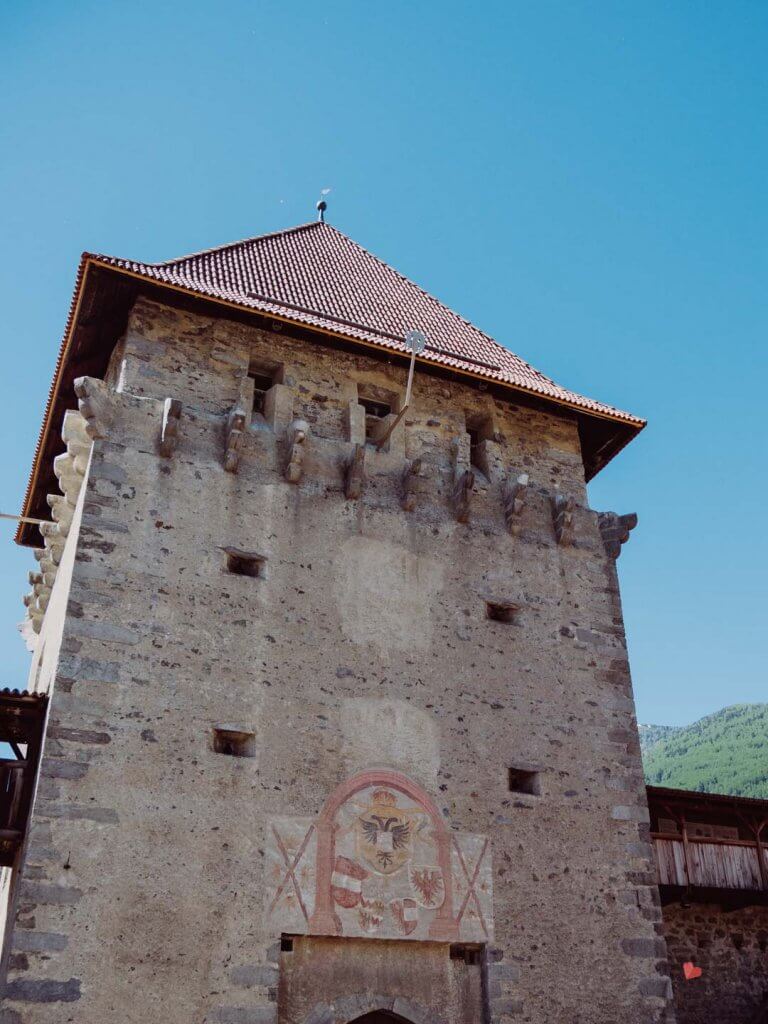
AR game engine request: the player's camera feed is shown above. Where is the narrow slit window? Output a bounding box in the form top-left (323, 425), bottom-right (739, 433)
top-left (486, 601), bottom-right (518, 624)
top-left (225, 548), bottom-right (266, 579)
top-left (508, 767), bottom-right (540, 796)
top-left (213, 726), bottom-right (256, 758)
top-left (467, 426), bottom-right (481, 469)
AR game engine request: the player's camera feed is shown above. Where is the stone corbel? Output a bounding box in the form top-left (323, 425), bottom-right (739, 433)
top-left (33, 546), bottom-right (59, 578)
top-left (53, 453), bottom-right (84, 507)
top-left (344, 445), bottom-right (366, 500)
top-left (159, 398), bottom-right (182, 458)
top-left (73, 376), bottom-right (114, 440)
top-left (47, 494), bottom-right (74, 537)
top-left (598, 512), bottom-right (638, 559)
top-left (502, 473), bottom-right (529, 535)
top-left (552, 492), bottom-right (575, 547)
top-left (263, 383), bottom-right (293, 434)
top-left (61, 410), bottom-right (91, 475)
top-left (452, 469), bottom-right (475, 523)
top-left (451, 437), bottom-right (475, 523)
top-left (54, 409), bottom-right (91, 508)
top-left (401, 458), bottom-right (422, 512)
top-left (224, 406), bottom-right (246, 473)
top-left (38, 521), bottom-right (65, 562)
top-left (345, 399), bottom-right (366, 446)
top-left (284, 419), bottom-right (309, 483)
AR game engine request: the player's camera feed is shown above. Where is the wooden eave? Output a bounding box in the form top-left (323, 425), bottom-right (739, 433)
top-left (647, 785), bottom-right (768, 817)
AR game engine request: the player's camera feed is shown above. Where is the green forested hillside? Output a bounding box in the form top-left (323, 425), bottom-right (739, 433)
top-left (638, 723), bottom-right (680, 754)
top-left (641, 704), bottom-right (768, 798)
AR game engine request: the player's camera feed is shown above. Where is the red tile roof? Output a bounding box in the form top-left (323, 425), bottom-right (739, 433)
top-left (16, 220), bottom-right (644, 545)
top-left (91, 221), bottom-right (643, 426)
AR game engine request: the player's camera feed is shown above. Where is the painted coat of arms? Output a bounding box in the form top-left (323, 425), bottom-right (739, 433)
top-left (265, 769), bottom-right (492, 943)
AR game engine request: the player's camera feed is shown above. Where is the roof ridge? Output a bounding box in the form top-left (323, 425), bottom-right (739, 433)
top-left (147, 221), bottom-right (323, 268)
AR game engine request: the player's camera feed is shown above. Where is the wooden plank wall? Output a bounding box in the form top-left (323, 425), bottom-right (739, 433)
top-left (653, 837), bottom-right (768, 891)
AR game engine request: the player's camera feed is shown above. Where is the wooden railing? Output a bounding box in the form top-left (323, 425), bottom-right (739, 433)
top-left (653, 834), bottom-right (768, 892)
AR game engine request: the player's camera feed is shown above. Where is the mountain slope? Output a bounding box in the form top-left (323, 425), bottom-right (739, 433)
top-left (641, 703), bottom-right (768, 798)
top-left (639, 723), bottom-right (680, 756)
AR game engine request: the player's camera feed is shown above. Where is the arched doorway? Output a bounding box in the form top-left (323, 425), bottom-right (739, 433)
top-left (349, 1014), bottom-right (413, 1024)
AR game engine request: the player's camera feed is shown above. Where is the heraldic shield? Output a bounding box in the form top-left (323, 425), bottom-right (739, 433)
top-left (265, 769), bottom-right (493, 943)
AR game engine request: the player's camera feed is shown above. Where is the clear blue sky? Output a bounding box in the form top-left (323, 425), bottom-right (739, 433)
top-left (1, 1), bottom-right (765, 726)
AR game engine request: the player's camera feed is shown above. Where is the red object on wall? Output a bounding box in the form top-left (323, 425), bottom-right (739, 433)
top-left (683, 962), bottom-right (703, 980)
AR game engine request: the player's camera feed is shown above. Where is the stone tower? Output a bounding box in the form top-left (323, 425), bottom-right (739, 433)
top-left (1, 222), bottom-right (674, 1023)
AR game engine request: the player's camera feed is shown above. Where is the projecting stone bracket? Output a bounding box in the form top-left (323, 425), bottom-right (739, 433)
top-left (502, 472), bottom-right (529, 535)
top-left (284, 419), bottom-right (309, 483)
top-left (47, 494), bottom-right (74, 537)
top-left (598, 511), bottom-right (638, 559)
top-left (344, 445), bottom-right (366, 500)
top-left (401, 457), bottom-right (423, 511)
top-left (224, 406), bottom-right (246, 473)
top-left (158, 398), bottom-right (182, 458)
top-left (552, 492), bottom-right (575, 546)
top-left (451, 436), bottom-right (475, 523)
top-left (22, 406), bottom-right (93, 643)
top-left (452, 470), bottom-right (475, 523)
top-left (73, 376), bottom-right (115, 440)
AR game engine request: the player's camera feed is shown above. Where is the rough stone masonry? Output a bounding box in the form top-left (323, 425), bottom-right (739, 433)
top-left (1, 224), bottom-right (674, 1024)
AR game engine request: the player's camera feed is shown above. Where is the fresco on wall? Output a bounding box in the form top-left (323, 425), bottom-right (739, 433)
top-left (265, 769), bottom-right (493, 942)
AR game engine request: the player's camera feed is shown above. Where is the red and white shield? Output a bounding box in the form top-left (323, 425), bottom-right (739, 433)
top-left (331, 856), bottom-right (369, 909)
top-left (390, 897), bottom-right (420, 936)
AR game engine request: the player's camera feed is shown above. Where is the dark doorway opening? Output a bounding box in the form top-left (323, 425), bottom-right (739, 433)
top-left (349, 1014), bottom-right (413, 1024)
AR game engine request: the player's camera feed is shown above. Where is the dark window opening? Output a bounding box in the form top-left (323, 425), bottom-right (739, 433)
top-left (508, 767), bottom-right (540, 796)
top-left (450, 943), bottom-right (482, 965)
top-left (360, 397), bottom-right (392, 447)
top-left (465, 413), bottom-right (494, 474)
top-left (486, 601), bottom-right (518, 624)
top-left (213, 727), bottom-right (256, 758)
top-left (225, 548), bottom-right (266, 579)
top-left (467, 426), bottom-right (481, 469)
top-left (248, 370), bottom-right (276, 416)
top-left (280, 935), bottom-right (295, 953)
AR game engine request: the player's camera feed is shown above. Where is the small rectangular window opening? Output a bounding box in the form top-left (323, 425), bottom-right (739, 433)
top-left (465, 413), bottom-right (494, 475)
top-left (360, 397), bottom-right (392, 447)
top-left (225, 548), bottom-right (266, 579)
top-left (248, 370), bottom-right (276, 416)
top-left (213, 726), bottom-right (256, 758)
top-left (280, 935), bottom-right (295, 953)
top-left (508, 767), bottom-right (540, 796)
top-left (486, 601), bottom-right (518, 624)
top-left (450, 944), bottom-right (482, 965)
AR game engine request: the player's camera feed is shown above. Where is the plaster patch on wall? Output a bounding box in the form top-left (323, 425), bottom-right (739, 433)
top-left (333, 537), bottom-right (443, 656)
top-left (340, 699), bottom-right (440, 781)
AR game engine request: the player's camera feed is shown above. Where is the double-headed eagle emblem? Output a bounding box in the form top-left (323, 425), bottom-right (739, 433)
top-left (356, 789), bottom-right (412, 874)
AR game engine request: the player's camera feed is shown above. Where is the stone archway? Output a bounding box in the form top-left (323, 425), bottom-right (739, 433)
top-left (349, 1014), bottom-right (413, 1024)
top-left (302, 992), bottom-right (445, 1024)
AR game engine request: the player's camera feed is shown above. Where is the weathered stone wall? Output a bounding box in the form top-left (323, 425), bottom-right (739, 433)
top-left (662, 901), bottom-right (768, 1024)
top-left (1, 296), bottom-right (674, 1023)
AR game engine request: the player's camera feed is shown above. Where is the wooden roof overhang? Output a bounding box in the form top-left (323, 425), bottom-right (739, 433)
top-left (647, 785), bottom-right (768, 819)
top-left (16, 257), bottom-right (644, 547)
